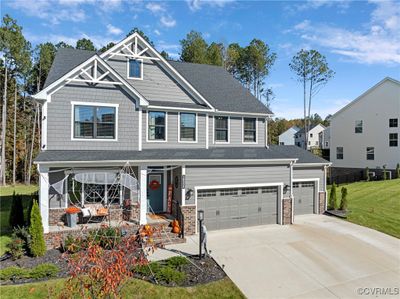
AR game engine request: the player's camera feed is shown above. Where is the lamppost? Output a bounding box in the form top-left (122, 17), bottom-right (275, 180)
top-left (198, 209), bottom-right (204, 259)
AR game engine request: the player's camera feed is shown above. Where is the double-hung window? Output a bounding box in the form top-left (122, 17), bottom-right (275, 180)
top-left (215, 116), bottom-right (229, 142)
top-left (179, 113), bottom-right (196, 142)
top-left (389, 133), bottom-right (398, 147)
top-left (74, 105), bottom-right (116, 139)
top-left (128, 59), bottom-right (142, 79)
top-left (336, 147), bottom-right (343, 160)
top-left (355, 120), bottom-right (363, 133)
top-left (389, 118), bottom-right (398, 128)
top-left (366, 147), bottom-right (374, 160)
top-left (148, 111), bottom-right (166, 141)
top-left (243, 118), bottom-right (257, 143)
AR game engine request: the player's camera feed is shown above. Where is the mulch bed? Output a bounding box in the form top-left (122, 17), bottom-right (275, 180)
top-left (0, 249), bottom-right (69, 285)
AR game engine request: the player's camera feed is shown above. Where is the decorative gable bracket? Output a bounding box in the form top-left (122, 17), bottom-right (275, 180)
top-left (107, 35), bottom-right (160, 61)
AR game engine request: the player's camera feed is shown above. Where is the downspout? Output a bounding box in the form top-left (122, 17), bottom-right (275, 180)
top-left (290, 160), bottom-right (296, 224)
top-left (265, 117), bottom-right (269, 148)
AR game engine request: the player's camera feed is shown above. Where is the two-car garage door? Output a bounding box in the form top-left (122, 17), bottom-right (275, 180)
top-left (197, 186), bottom-right (278, 231)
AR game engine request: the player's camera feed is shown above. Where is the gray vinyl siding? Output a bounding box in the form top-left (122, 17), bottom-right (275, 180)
top-left (293, 166), bottom-right (325, 191)
top-left (210, 116), bottom-right (266, 147)
top-left (142, 110), bottom-right (207, 149)
top-left (184, 164), bottom-right (291, 204)
top-left (107, 56), bottom-right (197, 104)
top-left (172, 166), bottom-right (182, 204)
top-left (47, 84), bottom-right (139, 151)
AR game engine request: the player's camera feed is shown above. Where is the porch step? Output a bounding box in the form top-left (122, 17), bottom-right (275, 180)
top-left (149, 223), bottom-right (186, 246)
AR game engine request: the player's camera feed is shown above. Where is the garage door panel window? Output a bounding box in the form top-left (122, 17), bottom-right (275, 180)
top-left (261, 187), bottom-right (278, 193)
top-left (241, 187), bottom-right (259, 194)
top-left (198, 190), bottom-right (216, 197)
top-left (220, 189), bottom-right (239, 196)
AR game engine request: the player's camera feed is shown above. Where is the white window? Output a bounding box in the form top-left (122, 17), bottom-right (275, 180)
top-left (127, 59), bottom-right (143, 79)
top-left (389, 133), bottom-right (398, 147)
top-left (215, 116), bottom-right (229, 142)
top-left (366, 147), bottom-right (374, 160)
top-left (73, 105), bottom-right (116, 140)
top-left (336, 147), bottom-right (343, 159)
top-left (179, 113), bottom-right (196, 142)
top-left (243, 118), bottom-right (257, 143)
top-left (148, 111), bottom-right (166, 141)
top-left (355, 120), bottom-right (363, 133)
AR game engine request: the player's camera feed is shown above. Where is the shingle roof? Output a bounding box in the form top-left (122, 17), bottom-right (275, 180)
top-left (168, 61), bottom-right (272, 114)
top-left (43, 48), bottom-right (96, 88)
top-left (42, 48), bottom-right (272, 114)
top-left (35, 146), bottom-right (329, 164)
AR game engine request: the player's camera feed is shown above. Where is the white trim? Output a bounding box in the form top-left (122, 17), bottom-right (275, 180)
top-left (147, 105), bottom-right (212, 113)
top-left (265, 117), bottom-right (269, 148)
top-left (70, 101), bottom-right (119, 142)
top-left (294, 162), bottom-right (332, 167)
top-left (126, 58), bottom-right (143, 80)
top-left (139, 166), bottom-right (147, 225)
top-left (178, 112), bottom-right (198, 143)
top-left (138, 107), bottom-right (142, 151)
top-left (213, 115), bottom-right (230, 144)
top-left (38, 165), bottom-right (49, 233)
top-left (292, 178), bottom-right (320, 215)
top-left (194, 182), bottom-right (284, 232)
top-left (163, 168), bottom-right (167, 212)
top-left (41, 101), bottom-right (48, 150)
top-left (181, 165), bottom-right (186, 206)
top-left (101, 32), bottom-right (216, 110)
top-left (205, 113), bottom-right (209, 149)
top-left (33, 55), bottom-right (149, 107)
top-left (241, 117), bottom-right (258, 144)
top-left (146, 110), bottom-right (168, 143)
top-left (216, 110), bottom-right (273, 117)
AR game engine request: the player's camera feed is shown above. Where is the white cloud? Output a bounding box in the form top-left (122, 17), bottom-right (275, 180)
top-left (107, 24), bottom-right (123, 35)
top-left (291, 1), bottom-right (400, 65)
top-left (146, 2), bottom-right (165, 13)
top-left (285, 0), bottom-right (350, 14)
top-left (160, 16), bottom-right (176, 28)
top-left (154, 29), bottom-right (161, 36)
top-left (187, 0), bottom-right (235, 11)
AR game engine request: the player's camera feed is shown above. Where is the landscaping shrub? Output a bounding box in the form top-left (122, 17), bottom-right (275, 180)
top-left (135, 262), bottom-right (162, 277)
top-left (328, 183), bottom-right (337, 210)
top-left (63, 235), bottom-right (85, 253)
top-left (155, 266), bottom-right (186, 284)
top-left (9, 192), bottom-right (25, 228)
top-left (340, 187), bottom-right (348, 211)
top-left (28, 200), bottom-right (46, 257)
top-left (0, 264), bottom-right (59, 280)
top-left (6, 237), bottom-right (24, 260)
top-left (396, 163), bottom-right (400, 179)
top-left (365, 167), bottom-right (370, 181)
top-left (166, 256), bottom-right (189, 269)
top-left (87, 226), bottom-right (121, 249)
top-left (12, 226), bottom-right (32, 253)
top-left (383, 165), bottom-right (387, 180)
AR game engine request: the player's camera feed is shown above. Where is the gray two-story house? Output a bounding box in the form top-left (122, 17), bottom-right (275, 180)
top-left (33, 32), bottom-right (330, 241)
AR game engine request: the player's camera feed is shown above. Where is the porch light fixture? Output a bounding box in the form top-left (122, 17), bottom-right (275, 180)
top-left (186, 189), bottom-right (194, 200)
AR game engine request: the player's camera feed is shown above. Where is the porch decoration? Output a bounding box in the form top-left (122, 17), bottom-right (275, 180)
top-left (171, 219), bottom-right (180, 234)
top-left (66, 206), bottom-right (80, 228)
top-left (149, 179), bottom-right (161, 190)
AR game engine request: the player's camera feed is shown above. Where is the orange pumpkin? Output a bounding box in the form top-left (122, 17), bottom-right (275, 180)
top-left (172, 226), bottom-right (180, 233)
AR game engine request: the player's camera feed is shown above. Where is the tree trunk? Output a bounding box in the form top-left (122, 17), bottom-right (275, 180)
top-left (1, 65), bottom-right (8, 186)
top-left (27, 104), bottom-right (38, 185)
top-left (13, 81), bottom-right (17, 185)
top-left (303, 72), bottom-right (307, 150)
top-left (308, 78), bottom-right (314, 145)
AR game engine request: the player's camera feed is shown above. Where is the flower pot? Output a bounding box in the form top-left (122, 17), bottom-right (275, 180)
top-left (66, 213), bottom-right (78, 228)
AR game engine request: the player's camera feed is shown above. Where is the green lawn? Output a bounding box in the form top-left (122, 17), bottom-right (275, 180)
top-left (0, 277), bottom-right (244, 299)
top-left (0, 184), bottom-right (38, 255)
top-left (328, 179), bottom-right (400, 238)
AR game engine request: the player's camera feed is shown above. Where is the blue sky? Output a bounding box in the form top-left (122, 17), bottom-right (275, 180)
top-left (3, 0), bottom-right (399, 119)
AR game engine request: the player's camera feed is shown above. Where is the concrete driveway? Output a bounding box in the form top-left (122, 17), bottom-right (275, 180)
top-left (151, 215), bottom-right (400, 298)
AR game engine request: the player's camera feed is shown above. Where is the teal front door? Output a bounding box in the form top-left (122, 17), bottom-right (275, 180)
top-left (147, 173), bottom-right (164, 213)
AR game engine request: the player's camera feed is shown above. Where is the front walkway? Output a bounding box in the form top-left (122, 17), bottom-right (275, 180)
top-left (149, 215), bottom-right (400, 299)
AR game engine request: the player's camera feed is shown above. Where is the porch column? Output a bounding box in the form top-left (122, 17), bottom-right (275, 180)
top-left (38, 165), bottom-right (49, 233)
top-left (139, 166), bottom-right (147, 225)
top-left (181, 165), bottom-right (186, 206)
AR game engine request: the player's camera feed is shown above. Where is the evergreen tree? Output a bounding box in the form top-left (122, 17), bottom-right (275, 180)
top-left (28, 200), bottom-right (46, 256)
top-left (9, 191), bottom-right (24, 227)
top-left (206, 42), bottom-right (224, 66)
top-left (396, 163), bottom-right (400, 179)
top-left (160, 50), bottom-right (170, 60)
top-left (180, 31), bottom-right (208, 64)
top-left (76, 38), bottom-right (96, 51)
top-left (328, 183), bottom-right (337, 210)
top-left (340, 187), bottom-right (348, 211)
top-left (99, 42), bottom-right (115, 53)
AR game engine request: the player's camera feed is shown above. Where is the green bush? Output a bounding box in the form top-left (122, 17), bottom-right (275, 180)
top-left (135, 262), bottom-right (162, 277)
top-left (12, 226), bottom-right (32, 252)
top-left (28, 200), bottom-right (46, 257)
top-left (9, 192), bottom-right (25, 228)
top-left (396, 163), bottom-right (400, 179)
top-left (155, 266), bottom-right (186, 284)
top-left (0, 264), bottom-right (59, 280)
top-left (87, 227), bottom-right (121, 249)
top-left (6, 238), bottom-right (24, 260)
top-left (340, 187), bottom-right (348, 211)
top-left (63, 235), bottom-right (85, 253)
top-left (166, 256), bottom-right (189, 269)
top-left (383, 165), bottom-right (387, 180)
top-left (328, 183), bottom-right (337, 210)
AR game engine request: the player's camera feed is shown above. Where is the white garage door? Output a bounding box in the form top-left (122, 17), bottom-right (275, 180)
top-left (293, 182), bottom-right (315, 215)
top-left (197, 186), bottom-right (278, 231)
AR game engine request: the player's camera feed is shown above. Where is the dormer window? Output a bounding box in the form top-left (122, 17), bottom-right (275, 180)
top-left (128, 59), bottom-right (143, 79)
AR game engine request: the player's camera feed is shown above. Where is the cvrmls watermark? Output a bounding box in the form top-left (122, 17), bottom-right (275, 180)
top-left (357, 287), bottom-right (399, 296)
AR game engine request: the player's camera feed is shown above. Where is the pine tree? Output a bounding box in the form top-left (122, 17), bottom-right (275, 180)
top-left (340, 187), bottom-right (348, 211)
top-left (9, 191), bottom-right (24, 227)
top-left (328, 183), bottom-right (337, 210)
top-left (28, 200), bottom-right (46, 256)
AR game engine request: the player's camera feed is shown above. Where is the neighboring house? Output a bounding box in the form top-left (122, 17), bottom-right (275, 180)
top-left (319, 126), bottom-right (330, 150)
top-left (33, 33), bottom-right (330, 242)
top-left (295, 124), bottom-right (326, 150)
top-left (278, 126), bottom-right (300, 145)
top-left (330, 77), bottom-right (400, 176)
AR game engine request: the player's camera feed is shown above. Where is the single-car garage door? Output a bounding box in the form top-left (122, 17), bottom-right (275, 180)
top-left (197, 186), bottom-right (278, 231)
top-left (293, 182), bottom-right (315, 215)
